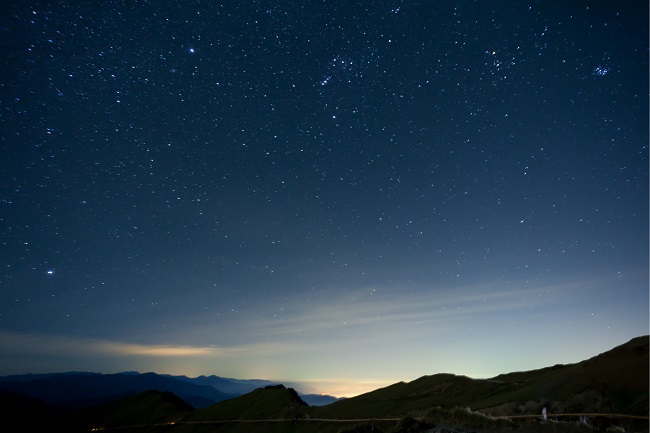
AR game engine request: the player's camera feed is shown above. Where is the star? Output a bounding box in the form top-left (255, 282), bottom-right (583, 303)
top-left (0, 0), bottom-right (645, 396)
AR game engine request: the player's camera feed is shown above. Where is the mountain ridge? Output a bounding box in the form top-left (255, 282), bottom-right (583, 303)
top-left (2, 335), bottom-right (647, 432)
top-left (0, 371), bottom-right (235, 409)
top-left (0, 370), bottom-right (342, 407)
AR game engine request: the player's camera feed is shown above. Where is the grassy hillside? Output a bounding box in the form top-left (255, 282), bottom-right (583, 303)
top-left (312, 374), bottom-right (510, 419)
top-left (482, 335), bottom-right (649, 416)
top-left (313, 336), bottom-right (649, 419)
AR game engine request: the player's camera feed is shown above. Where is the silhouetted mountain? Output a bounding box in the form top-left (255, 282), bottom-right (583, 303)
top-left (0, 371), bottom-right (234, 409)
top-left (2, 336), bottom-right (647, 433)
top-left (188, 384), bottom-right (310, 422)
top-left (161, 373), bottom-right (341, 405)
top-left (76, 387), bottom-right (349, 433)
top-left (162, 373), bottom-right (277, 395)
top-left (0, 371), bottom-right (99, 382)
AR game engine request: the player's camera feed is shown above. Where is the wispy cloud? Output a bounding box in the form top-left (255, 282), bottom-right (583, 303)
top-left (223, 279), bottom-right (595, 341)
top-left (0, 275), bottom-right (628, 383)
top-left (0, 330), bottom-right (292, 359)
top-left (0, 330), bottom-right (393, 397)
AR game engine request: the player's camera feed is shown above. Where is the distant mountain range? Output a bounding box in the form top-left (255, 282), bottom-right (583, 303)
top-left (0, 335), bottom-right (647, 432)
top-left (0, 370), bottom-right (341, 408)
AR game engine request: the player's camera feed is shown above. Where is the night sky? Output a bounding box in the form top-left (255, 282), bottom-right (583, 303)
top-left (1, 1), bottom-right (648, 397)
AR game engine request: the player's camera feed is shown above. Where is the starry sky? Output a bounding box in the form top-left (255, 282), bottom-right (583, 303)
top-left (0, 1), bottom-right (648, 397)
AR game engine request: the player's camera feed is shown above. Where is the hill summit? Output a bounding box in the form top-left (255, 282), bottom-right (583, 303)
top-left (189, 384), bottom-right (310, 422)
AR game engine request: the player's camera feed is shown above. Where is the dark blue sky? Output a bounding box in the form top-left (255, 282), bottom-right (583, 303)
top-left (1, 1), bottom-right (647, 396)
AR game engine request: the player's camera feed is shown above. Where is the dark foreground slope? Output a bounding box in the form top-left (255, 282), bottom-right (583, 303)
top-left (0, 391), bottom-right (73, 430)
top-left (78, 390), bottom-right (194, 430)
top-left (313, 336), bottom-right (649, 420)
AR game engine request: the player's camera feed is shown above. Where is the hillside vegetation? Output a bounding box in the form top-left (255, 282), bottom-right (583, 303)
top-left (313, 336), bottom-right (648, 420)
